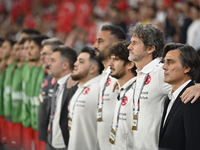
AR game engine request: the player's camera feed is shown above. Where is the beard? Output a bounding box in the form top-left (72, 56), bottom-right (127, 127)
top-left (71, 69), bottom-right (89, 81)
top-left (110, 67), bottom-right (126, 79)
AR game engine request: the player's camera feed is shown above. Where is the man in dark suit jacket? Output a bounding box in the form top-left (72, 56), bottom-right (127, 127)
top-left (45, 45), bottom-right (77, 150)
top-left (38, 38), bottom-right (63, 142)
top-left (159, 43), bottom-right (200, 150)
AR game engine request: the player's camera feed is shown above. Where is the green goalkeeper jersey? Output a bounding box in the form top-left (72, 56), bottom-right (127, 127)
top-left (21, 63), bottom-right (35, 128)
top-left (3, 62), bottom-right (16, 117)
top-left (11, 63), bottom-right (25, 123)
top-left (30, 66), bottom-right (44, 130)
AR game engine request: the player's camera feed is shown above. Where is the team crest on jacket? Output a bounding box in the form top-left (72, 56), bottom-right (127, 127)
top-left (42, 79), bottom-right (48, 88)
top-left (51, 78), bottom-right (56, 85)
top-left (122, 96), bottom-right (128, 106)
top-left (83, 87), bottom-right (90, 95)
top-left (145, 74), bottom-right (151, 85)
top-left (106, 77), bottom-right (111, 86)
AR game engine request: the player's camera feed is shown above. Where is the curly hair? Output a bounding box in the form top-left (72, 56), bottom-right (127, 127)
top-left (129, 22), bottom-right (165, 59)
top-left (108, 40), bottom-right (137, 75)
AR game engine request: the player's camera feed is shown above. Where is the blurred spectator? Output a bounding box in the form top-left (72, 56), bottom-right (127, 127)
top-left (186, 4), bottom-right (200, 48)
top-left (179, 1), bottom-right (193, 44)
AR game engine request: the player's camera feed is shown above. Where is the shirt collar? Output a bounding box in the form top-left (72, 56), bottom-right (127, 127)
top-left (168, 79), bottom-right (191, 101)
top-left (119, 76), bottom-right (137, 91)
top-left (78, 75), bottom-right (102, 88)
top-left (136, 57), bottom-right (162, 74)
top-left (57, 73), bottom-right (71, 86)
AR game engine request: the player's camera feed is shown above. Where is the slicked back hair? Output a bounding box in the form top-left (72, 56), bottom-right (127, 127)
top-left (101, 25), bottom-right (126, 40)
top-left (163, 43), bottom-right (200, 81)
top-left (42, 38), bottom-right (63, 51)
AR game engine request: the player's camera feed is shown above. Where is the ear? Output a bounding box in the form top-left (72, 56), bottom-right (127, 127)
top-left (89, 64), bottom-right (98, 74)
top-left (62, 61), bottom-right (69, 70)
top-left (183, 66), bottom-right (191, 74)
top-left (147, 45), bottom-right (156, 55)
top-left (127, 61), bottom-right (135, 70)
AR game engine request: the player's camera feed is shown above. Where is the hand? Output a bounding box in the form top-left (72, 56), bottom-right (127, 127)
top-left (180, 84), bottom-right (200, 104)
top-left (112, 81), bottom-right (119, 92)
top-left (66, 77), bottom-right (78, 89)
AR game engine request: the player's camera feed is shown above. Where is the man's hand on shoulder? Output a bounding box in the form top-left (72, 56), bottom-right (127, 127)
top-left (180, 84), bottom-right (200, 104)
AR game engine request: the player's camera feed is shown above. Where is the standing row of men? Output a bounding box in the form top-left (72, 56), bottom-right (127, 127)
top-left (1, 22), bottom-right (200, 150)
top-left (40, 23), bottom-right (200, 150)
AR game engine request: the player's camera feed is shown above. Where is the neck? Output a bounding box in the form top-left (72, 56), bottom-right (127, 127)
top-left (171, 76), bottom-right (191, 93)
top-left (79, 73), bottom-right (98, 86)
top-left (118, 71), bottom-right (136, 87)
top-left (102, 59), bottom-right (110, 70)
top-left (56, 70), bottom-right (71, 81)
top-left (7, 57), bottom-right (15, 66)
top-left (35, 59), bottom-right (42, 68)
top-left (136, 55), bottom-right (153, 71)
top-left (17, 61), bottom-right (23, 67)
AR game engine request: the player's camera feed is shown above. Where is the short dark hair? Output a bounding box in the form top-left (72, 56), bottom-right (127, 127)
top-left (21, 29), bottom-right (40, 35)
top-left (108, 41), bottom-right (137, 75)
top-left (163, 43), bottom-right (200, 80)
top-left (81, 46), bottom-right (104, 74)
top-left (42, 38), bottom-right (63, 51)
top-left (129, 22), bottom-right (165, 59)
top-left (53, 45), bottom-right (77, 70)
top-left (30, 35), bottom-right (49, 48)
top-left (101, 25), bottom-right (126, 40)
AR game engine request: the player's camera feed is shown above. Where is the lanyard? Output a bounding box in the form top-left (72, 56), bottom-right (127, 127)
top-left (99, 73), bottom-right (110, 106)
top-left (115, 80), bottom-right (136, 128)
top-left (69, 87), bottom-right (86, 117)
top-left (132, 73), bottom-right (149, 113)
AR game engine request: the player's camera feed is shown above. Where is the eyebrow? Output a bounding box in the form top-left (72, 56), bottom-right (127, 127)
top-left (78, 58), bottom-right (85, 61)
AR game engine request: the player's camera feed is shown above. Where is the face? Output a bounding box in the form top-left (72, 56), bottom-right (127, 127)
top-left (12, 43), bottom-right (20, 61)
top-left (2, 41), bottom-right (12, 59)
top-left (128, 36), bottom-right (148, 63)
top-left (29, 41), bottom-right (41, 61)
top-left (23, 41), bottom-right (30, 61)
top-left (93, 30), bottom-right (113, 61)
top-left (40, 45), bottom-right (53, 68)
top-left (162, 50), bottom-right (189, 87)
top-left (48, 51), bottom-right (63, 79)
top-left (71, 52), bottom-right (90, 81)
top-left (109, 55), bottom-right (126, 79)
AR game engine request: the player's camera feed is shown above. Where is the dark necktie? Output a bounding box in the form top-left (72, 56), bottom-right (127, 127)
top-left (47, 83), bottom-right (59, 144)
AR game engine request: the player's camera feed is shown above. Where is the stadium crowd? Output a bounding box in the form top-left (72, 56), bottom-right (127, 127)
top-left (0, 0), bottom-right (200, 150)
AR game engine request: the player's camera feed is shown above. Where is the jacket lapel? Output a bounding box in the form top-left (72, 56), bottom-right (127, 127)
top-left (61, 82), bottom-right (69, 108)
top-left (161, 81), bottom-right (194, 134)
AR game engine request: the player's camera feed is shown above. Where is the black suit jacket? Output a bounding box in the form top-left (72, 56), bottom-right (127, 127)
top-left (47, 77), bottom-right (78, 147)
top-left (159, 81), bottom-right (200, 150)
top-left (38, 74), bottom-right (54, 142)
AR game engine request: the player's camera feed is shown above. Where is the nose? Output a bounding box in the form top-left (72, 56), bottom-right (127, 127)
top-left (162, 61), bottom-right (167, 71)
top-left (93, 40), bottom-right (98, 49)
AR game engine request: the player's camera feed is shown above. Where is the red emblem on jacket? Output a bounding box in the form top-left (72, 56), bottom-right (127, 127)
top-left (42, 79), bottom-right (48, 88)
top-left (145, 75), bottom-right (151, 85)
top-left (83, 87), bottom-right (90, 95)
top-left (122, 96), bottom-right (128, 106)
top-left (106, 77), bottom-right (111, 86)
top-left (51, 78), bottom-right (56, 85)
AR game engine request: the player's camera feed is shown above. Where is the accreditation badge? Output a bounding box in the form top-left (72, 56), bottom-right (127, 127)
top-left (97, 107), bottom-right (102, 122)
top-left (68, 117), bottom-right (72, 130)
top-left (109, 128), bottom-right (116, 144)
top-left (132, 114), bottom-right (138, 130)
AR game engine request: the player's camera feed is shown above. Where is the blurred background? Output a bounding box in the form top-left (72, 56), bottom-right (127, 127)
top-left (0, 0), bottom-right (200, 52)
